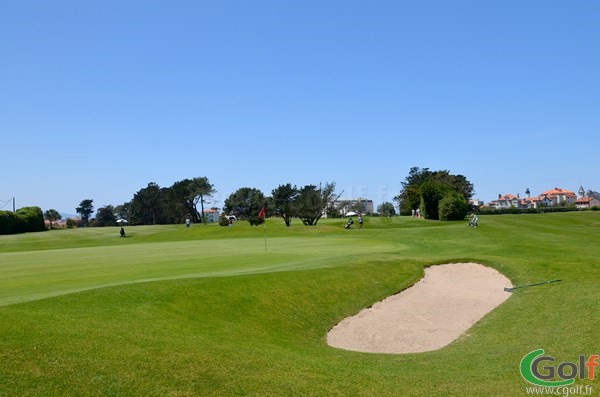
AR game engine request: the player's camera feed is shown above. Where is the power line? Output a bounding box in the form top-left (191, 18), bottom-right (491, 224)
top-left (0, 197), bottom-right (15, 212)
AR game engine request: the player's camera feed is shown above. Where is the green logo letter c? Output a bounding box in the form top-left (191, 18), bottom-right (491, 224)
top-left (520, 349), bottom-right (575, 387)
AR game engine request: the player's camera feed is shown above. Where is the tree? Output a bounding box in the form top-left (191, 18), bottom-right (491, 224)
top-left (395, 167), bottom-right (474, 219)
top-left (377, 202), bottom-right (396, 216)
top-left (114, 203), bottom-right (130, 222)
top-left (94, 205), bottom-right (117, 227)
top-left (169, 177), bottom-right (216, 224)
top-left (295, 182), bottom-right (339, 226)
top-left (224, 187), bottom-right (266, 225)
top-left (395, 167), bottom-right (433, 215)
top-left (271, 183), bottom-right (298, 226)
top-left (76, 199), bottom-right (94, 227)
top-left (419, 180), bottom-right (447, 220)
top-left (191, 177), bottom-right (216, 224)
top-left (44, 209), bottom-right (62, 229)
top-left (170, 179), bottom-right (199, 222)
top-left (129, 183), bottom-right (171, 225)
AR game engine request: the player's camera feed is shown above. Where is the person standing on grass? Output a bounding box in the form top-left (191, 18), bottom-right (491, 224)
top-left (358, 214), bottom-right (363, 229)
top-left (120, 227), bottom-right (126, 238)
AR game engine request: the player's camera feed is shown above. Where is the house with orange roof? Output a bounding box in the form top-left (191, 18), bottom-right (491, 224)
top-left (203, 209), bottom-right (220, 223)
top-left (575, 186), bottom-right (600, 209)
top-left (539, 187), bottom-right (577, 206)
top-left (488, 193), bottom-right (522, 209)
top-left (520, 188), bottom-right (551, 209)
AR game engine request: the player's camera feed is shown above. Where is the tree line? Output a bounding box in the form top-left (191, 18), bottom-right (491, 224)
top-left (72, 177), bottom-right (217, 227)
top-left (21, 166), bottom-right (473, 233)
top-left (73, 180), bottom-right (343, 227)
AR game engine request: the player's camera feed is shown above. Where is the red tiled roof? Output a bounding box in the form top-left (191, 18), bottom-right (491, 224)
top-left (540, 187), bottom-right (576, 198)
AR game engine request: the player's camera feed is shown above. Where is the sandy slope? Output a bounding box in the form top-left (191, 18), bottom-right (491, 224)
top-left (327, 263), bottom-right (512, 353)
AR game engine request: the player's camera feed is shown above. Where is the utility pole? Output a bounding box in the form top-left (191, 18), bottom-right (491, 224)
top-left (13, 197), bottom-right (15, 213)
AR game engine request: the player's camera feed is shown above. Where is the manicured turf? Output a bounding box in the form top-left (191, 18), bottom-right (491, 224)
top-left (1, 213), bottom-right (599, 396)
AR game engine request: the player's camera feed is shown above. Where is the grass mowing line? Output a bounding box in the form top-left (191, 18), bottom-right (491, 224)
top-left (0, 236), bottom-right (401, 307)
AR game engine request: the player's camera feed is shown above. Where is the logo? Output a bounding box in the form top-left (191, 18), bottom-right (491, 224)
top-left (521, 349), bottom-right (599, 387)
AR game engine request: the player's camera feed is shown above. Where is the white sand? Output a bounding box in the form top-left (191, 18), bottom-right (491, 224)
top-left (327, 263), bottom-right (512, 354)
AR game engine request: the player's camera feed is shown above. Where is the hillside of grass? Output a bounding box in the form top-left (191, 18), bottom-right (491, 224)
top-left (0, 212), bottom-right (598, 396)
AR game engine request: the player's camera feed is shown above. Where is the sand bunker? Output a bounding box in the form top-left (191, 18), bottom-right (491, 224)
top-left (327, 263), bottom-right (512, 354)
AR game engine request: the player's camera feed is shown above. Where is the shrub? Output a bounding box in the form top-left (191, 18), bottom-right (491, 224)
top-left (438, 192), bottom-right (469, 221)
top-left (218, 214), bottom-right (230, 227)
top-left (15, 207), bottom-right (45, 233)
top-left (0, 207), bottom-right (45, 235)
top-left (0, 211), bottom-right (17, 234)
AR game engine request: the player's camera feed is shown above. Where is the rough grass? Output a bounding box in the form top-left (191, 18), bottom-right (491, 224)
top-left (0, 212), bottom-right (599, 396)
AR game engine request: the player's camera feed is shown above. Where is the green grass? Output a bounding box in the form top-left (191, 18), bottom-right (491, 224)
top-left (1, 213), bottom-right (599, 396)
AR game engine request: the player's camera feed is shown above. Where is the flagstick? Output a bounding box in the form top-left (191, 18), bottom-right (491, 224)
top-left (263, 217), bottom-right (267, 252)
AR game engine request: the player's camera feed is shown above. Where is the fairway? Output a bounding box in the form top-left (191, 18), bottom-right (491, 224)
top-left (1, 213), bottom-right (599, 396)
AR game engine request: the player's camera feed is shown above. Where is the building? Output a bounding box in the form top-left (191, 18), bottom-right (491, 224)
top-left (203, 209), bottom-right (220, 223)
top-left (520, 188), bottom-right (551, 209)
top-left (575, 186), bottom-right (600, 209)
top-left (332, 198), bottom-right (374, 216)
top-left (539, 187), bottom-right (577, 206)
top-left (490, 193), bottom-right (521, 209)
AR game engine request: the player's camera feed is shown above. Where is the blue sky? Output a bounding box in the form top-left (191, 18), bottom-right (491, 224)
top-left (1, 1), bottom-right (598, 214)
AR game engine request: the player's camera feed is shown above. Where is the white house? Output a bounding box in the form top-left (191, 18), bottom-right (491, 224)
top-left (203, 209), bottom-right (220, 223)
top-left (332, 198), bottom-right (374, 216)
top-left (489, 194), bottom-right (521, 209)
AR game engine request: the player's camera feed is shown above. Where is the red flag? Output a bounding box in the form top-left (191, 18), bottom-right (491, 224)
top-left (258, 207), bottom-right (265, 219)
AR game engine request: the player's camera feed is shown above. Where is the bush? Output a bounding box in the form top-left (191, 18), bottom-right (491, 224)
top-left (0, 211), bottom-right (17, 234)
top-left (218, 214), bottom-right (230, 227)
top-left (438, 193), bottom-right (469, 221)
top-left (0, 207), bottom-right (45, 235)
top-left (15, 207), bottom-right (45, 233)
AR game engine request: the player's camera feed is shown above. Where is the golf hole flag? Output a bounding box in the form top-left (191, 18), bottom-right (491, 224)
top-left (258, 207), bottom-right (267, 251)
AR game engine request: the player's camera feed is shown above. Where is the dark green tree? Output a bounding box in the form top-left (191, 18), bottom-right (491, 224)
top-left (94, 205), bottom-right (117, 227)
top-left (395, 167), bottom-right (474, 219)
top-left (271, 183), bottom-right (298, 226)
top-left (295, 182), bottom-right (338, 226)
top-left (76, 199), bottom-right (94, 227)
top-left (191, 177), bottom-right (216, 224)
top-left (169, 177), bottom-right (216, 223)
top-left (129, 183), bottom-right (170, 225)
top-left (377, 202), bottom-right (396, 216)
top-left (419, 180), bottom-right (447, 220)
top-left (44, 209), bottom-right (62, 229)
top-left (114, 203), bottom-right (130, 222)
top-left (224, 187), bottom-right (266, 225)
